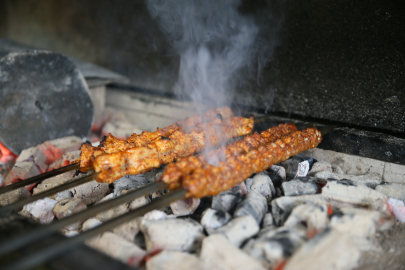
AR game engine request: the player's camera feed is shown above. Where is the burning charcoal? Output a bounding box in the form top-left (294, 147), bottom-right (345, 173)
top-left (22, 197), bottom-right (57, 224)
top-left (53, 198), bottom-right (87, 230)
top-left (212, 215), bottom-right (259, 247)
top-left (284, 230), bottom-right (361, 270)
top-left (262, 213), bottom-right (274, 228)
top-left (234, 191), bottom-right (267, 225)
top-left (332, 164), bottom-right (344, 174)
top-left (322, 180), bottom-right (386, 205)
top-left (0, 186), bottom-right (30, 206)
top-left (113, 174), bottom-right (149, 196)
top-left (284, 203), bottom-right (329, 237)
top-left (280, 157), bottom-right (309, 179)
top-left (146, 251), bottom-right (204, 270)
top-left (4, 161), bottom-right (41, 189)
top-left (38, 136), bottom-right (82, 164)
top-left (268, 165), bottom-right (286, 186)
top-left (315, 171), bottom-right (382, 188)
top-left (375, 183), bottom-right (405, 201)
top-left (170, 197), bottom-right (200, 216)
top-left (33, 171), bottom-right (77, 195)
top-left (212, 184), bottom-right (243, 212)
top-left (129, 196), bottom-right (151, 210)
top-left (82, 218), bottom-right (102, 231)
top-left (330, 207), bottom-right (383, 251)
top-left (48, 150), bottom-right (80, 171)
top-left (86, 232), bottom-right (146, 267)
top-left (113, 219), bottom-right (141, 242)
top-left (243, 225), bottom-right (307, 269)
top-left (201, 234), bottom-right (265, 270)
top-left (16, 146), bottom-right (47, 173)
top-left (96, 204), bottom-right (128, 223)
top-left (70, 180), bottom-right (109, 205)
top-left (271, 194), bottom-right (325, 226)
top-left (250, 174), bottom-right (275, 202)
top-left (201, 208), bottom-right (232, 234)
top-left (282, 177), bottom-right (318, 196)
top-left (141, 218), bottom-right (204, 253)
top-left (387, 198), bottom-right (405, 222)
top-left (307, 161), bottom-right (332, 176)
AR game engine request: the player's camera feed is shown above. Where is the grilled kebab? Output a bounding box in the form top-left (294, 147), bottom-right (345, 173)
top-left (78, 107), bottom-right (234, 172)
top-left (93, 115), bottom-right (254, 183)
top-left (160, 126), bottom-right (322, 198)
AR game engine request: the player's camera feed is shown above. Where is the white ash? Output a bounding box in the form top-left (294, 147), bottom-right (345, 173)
top-left (201, 208), bottom-right (231, 234)
top-left (95, 193), bottom-right (115, 204)
top-left (322, 180), bottom-right (386, 205)
top-left (308, 161), bottom-right (332, 176)
top-left (69, 180), bottom-right (109, 205)
top-left (282, 177), bottom-right (318, 196)
top-left (53, 198), bottom-right (87, 230)
top-left (315, 171), bottom-right (382, 188)
top-left (147, 250), bottom-right (205, 270)
top-left (200, 234), bottom-right (265, 270)
top-left (243, 225), bottom-right (307, 269)
top-left (332, 164), bottom-right (344, 174)
top-left (82, 218), bottom-right (102, 231)
top-left (280, 157), bottom-right (310, 179)
top-left (54, 189), bottom-right (73, 201)
top-left (141, 218), bottom-right (204, 253)
top-left (95, 203), bottom-right (128, 223)
top-left (211, 215), bottom-right (259, 247)
top-left (23, 197), bottom-right (57, 224)
top-left (211, 184), bottom-right (243, 212)
top-left (113, 174), bottom-right (150, 196)
top-left (387, 198), bottom-right (405, 222)
top-left (0, 186), bottom-right (30, 206)
top-left (245, 177), bottom-right (253, 191)
top-left (284, 203), bottom-right (329, 235)
top-left (250, 173), bottom-right (275, 202)
top-left (63, 230), bottom-right (79, 238)
top-left (113, 219), bottom-right (141, 242)
top-left (129, 196), bottom-right (151, 210)
top-left (284, 229), bottom-right (361, 270)
top-left (33, 171), bottom-right (80, 195)
top-left (86, 232), bottom-right (146, 267)
top-left (375, 183), bottom-right (405, 201)
top-left (261, 213), bottom-right (274, 228)
top-left (170, 197), bottom-right (200, 216)
top-left (234, 191), bottom-right (267, 225)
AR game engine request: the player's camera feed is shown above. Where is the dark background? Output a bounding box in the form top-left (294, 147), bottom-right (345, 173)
top-left (0, 0), bottom-right (404, 134)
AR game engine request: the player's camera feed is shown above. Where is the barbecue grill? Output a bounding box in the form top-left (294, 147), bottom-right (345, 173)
top-left (0, 0), bottom-right (404, 269)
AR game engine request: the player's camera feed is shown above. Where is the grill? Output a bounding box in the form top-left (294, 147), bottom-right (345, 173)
top-left (0, 0), bottom-right (405, 269)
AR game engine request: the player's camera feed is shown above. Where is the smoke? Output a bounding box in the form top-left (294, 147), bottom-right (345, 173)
top-left (147, 0), bottom-right (279, 110)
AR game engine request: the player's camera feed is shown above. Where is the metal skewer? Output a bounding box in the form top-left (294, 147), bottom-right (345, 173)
top-left (1, 188), bottom-right (187, 270)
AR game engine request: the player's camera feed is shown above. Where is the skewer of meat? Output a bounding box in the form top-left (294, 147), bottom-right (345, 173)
top-left (78, 106), bottom-right (233, 172)
top-left (161, 123), bottom-right (298, 190)
top-left (93, 115), bottom-right (254, 183)
top-left (160, 127), bottom-right (322, 198)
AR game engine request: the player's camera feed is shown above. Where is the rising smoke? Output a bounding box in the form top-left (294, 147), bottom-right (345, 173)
top-left (147, 0), bottom-right (281, 111)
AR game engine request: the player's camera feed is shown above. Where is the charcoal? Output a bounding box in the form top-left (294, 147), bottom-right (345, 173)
top-left (284, 203), bottom-right (329, 236)
top-left (268, 165), bottom-right (286, 186)
top-left (243, 225), bottom-right (307, 269)
top-left (86, 232), bottom-right (146, 267)
top-left (280, 157), bottom-right (309, 179)
top-left (250, 174), bottom-right (275, 202)
top-left (386, 198), bottom-right (405, 222)
top-left (0, 174), bottom-right (3, 188)
top-left (82, 218), bottom-right (102, 231)
top-left (322, 180), bottom-right (386, 204)
top-left (332, 164), bottom-right (344, 174)
top-left (316, 171), bottom-right (382, 188)
top-left (113, 174), bottom-right (149, 196)
top-left (48, 150), bottom-right (80, 171)
top-left (284, 230), bottom-right (361, 270)
top-left (170, 197), bottom-right (200, 216)
top-left (95, 204), bottom-right (128, 222)
top-left (330, 207), bottom-right (383, 251)
top-left (212, 184), bottom-right (243, 212)
top-left (0, 186), bottom-right (30, 206)
top-left (147, 251), bottom-right (205, 270)
top-left (22, 197), bottom-right (57, 224)
top-left (144, 167), bottom-right (165, 182)
top-left (282, 177), bottom-right (318, 196)
top-left (142, 210), bottom-right (168, 222)
top-left (4, 161), bottom-right (41, 188)
top-left (212, 215), bottom-right (259, 247)
top-left (16, 146), bottom-right (47, 173)
top-left (53, 198), bottom-right (87, 230)
top-left (308, 161), bottom-right (332, 176)
top-left (234, 191), bottom-right (267, 225)
top-left (141, 218), bottom-right (204, 252)
top-left (375, 183), bottom-right (405, 201)
top-left (113, 219), bottom-right (141, 242)
top-left (201, 208), bottom-right (232, 234)
top-left (261, 213), bottom-right (274, 228)
top-left (200, 234), bottom-right (265, 270)
top-left (54, 189), bottom-right (73, 201)
top-left (245, 178), bottom-right (253, 191)
top-left (70, 180), bottom-right (109, 205)
top-left (33, 171), bottom-right (78, 195)
top-left (129, 196), bottom-right (150, 210)
top-left (271, 194), bottom-right (325, 226)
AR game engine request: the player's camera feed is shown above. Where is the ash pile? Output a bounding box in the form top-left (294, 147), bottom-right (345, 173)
top-left (2, 137), bottom-right (405, 270)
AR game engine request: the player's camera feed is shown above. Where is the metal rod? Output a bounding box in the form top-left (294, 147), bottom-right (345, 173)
top-left (1, 189), bottom-right (187, 270)
top-left (0, 173), bottom-right (98, 213)
top-left (0, 181), bottom-right (167, 256)
top-left (0, 163), bottom-right (79, 195)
